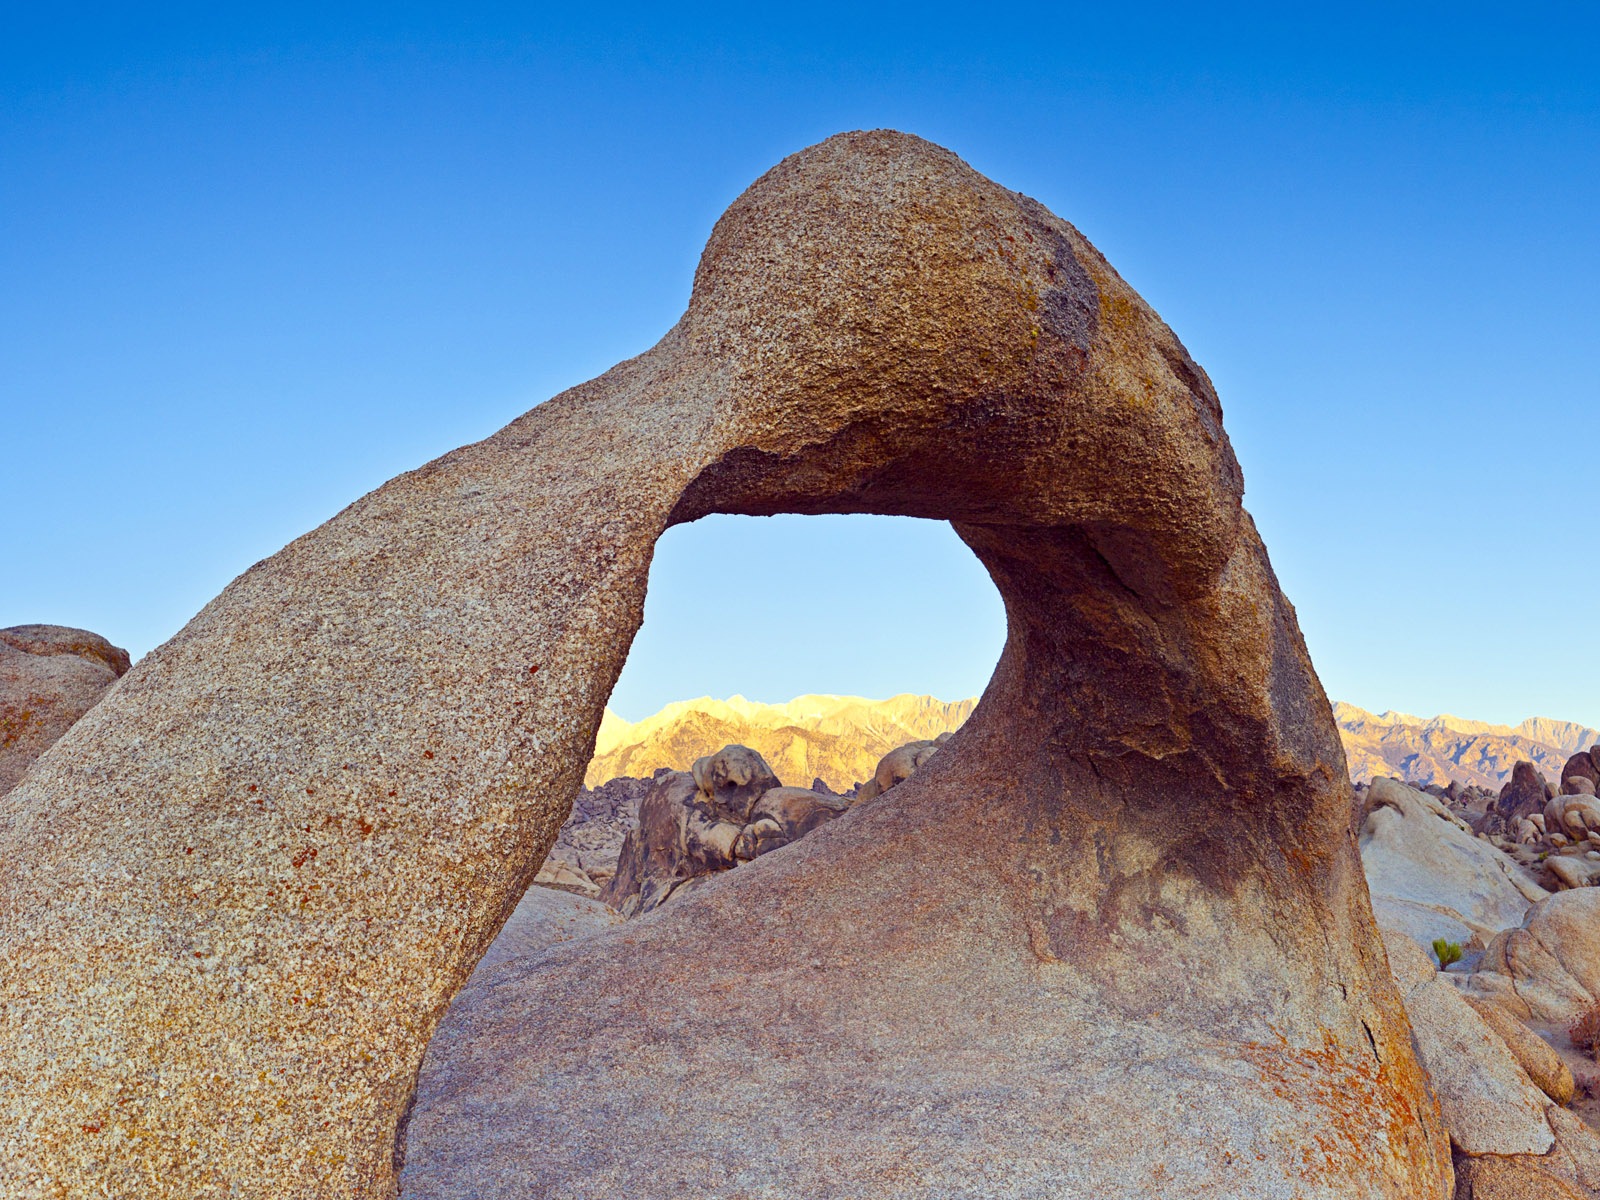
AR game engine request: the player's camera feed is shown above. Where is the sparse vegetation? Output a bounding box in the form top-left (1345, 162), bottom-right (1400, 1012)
top-left (1431, 939), bottom-right (1463, 969)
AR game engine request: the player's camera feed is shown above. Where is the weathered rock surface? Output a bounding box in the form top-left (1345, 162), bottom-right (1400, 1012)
top-left (0, 131), bottom-right (1451, 1197)
top-left (1361, 778), bottom-right (1547, 950)
top-left (1561, 750), bottom-right (1600, 796)
top-left (601, 745), bottom-right (850, 915)
top-left (1500, 761), bottom-right (1556, 827)
top-left (1380, 929), bottom-right (1600, 1195)
top-left (533, 774), bottom-right (648, 895)
top-left (854, 735), bottom-right (942, 803)
top-left (1381, 932), bottom-right (1554, 1157)
top-left (397, 884), bottom-right (620, 1189)
top-left (599, 769), bottom-right (702, 913)
top-left (1452, 1156), bottom-right (1588, 1199)
top-left (1464, 996), bottom-right (1575, 1106)
top-left (735, 784), bottom-right (849, 858)
top-left (1462, 889), bottom-right (1600, 1026)
top-left (0, 624), bottom-right (130, 795)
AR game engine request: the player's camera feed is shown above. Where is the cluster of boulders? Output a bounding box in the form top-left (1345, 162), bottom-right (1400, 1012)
top-left (1358, 776), bottom-right (1600, 1195)
top-left (1361, 752), bottom-right (1600, 896)
top-left (597, 737), bottom-right (942, 917)
top-left (532, 774), bottom-right (650, 896)
top-left (1480, 755), bottom-right (1600, 891)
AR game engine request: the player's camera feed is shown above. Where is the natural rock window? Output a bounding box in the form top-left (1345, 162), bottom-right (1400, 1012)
top-left (0, 131), bottom-right (1452, 1199)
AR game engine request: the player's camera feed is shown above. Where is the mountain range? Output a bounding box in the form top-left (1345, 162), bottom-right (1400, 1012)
top-left (587, 694), bottom-right (1600, 793)
top-left (1332, 703), bottom-right (1599, 791)
top-left (588, 694), bottom-right (976, 791)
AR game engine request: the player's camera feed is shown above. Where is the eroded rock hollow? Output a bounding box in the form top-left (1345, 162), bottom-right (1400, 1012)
top-left (0, 131), bottom-right (1452, 1198)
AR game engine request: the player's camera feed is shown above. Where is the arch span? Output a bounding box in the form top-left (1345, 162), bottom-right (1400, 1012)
top-left (0, 131), bottom-right (1450, 1198)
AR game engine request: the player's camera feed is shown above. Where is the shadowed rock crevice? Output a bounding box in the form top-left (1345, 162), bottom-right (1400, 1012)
top-left (1, 130), bottom-right (1451, 1199)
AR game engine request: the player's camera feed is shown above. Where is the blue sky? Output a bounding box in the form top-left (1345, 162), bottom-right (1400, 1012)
top-left (3, 4), bottom-right (1597, 725)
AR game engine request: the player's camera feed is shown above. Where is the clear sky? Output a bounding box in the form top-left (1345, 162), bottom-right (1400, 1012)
top-left (3, 4), bottom-right (1597, 726)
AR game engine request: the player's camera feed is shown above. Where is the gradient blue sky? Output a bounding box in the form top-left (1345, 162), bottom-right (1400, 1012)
top-left (4, 4), bottom-right (1597, 725)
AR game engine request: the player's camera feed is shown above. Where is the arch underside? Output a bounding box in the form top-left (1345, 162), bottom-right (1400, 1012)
top-left (0, 130), bottom-right (1451, 1198)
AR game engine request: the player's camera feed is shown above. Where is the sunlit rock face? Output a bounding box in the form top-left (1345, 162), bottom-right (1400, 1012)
top-left (0, 624), bottom-right (129, 796)
top-left (0, 131), bottom-right (1451, 1199)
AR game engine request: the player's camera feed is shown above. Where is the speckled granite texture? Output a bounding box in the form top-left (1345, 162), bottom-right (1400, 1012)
top-left (0, 131), bottom-right (1452, 1198)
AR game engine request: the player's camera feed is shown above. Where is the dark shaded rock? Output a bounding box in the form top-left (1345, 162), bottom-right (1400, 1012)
top-left (1562, 752), bottom-right (1600, 796)
top-left (600, 747), bottom-right (853, 916)
top-left (600, 769), bottom-right (701, 914)
top-left (1498, 761), bottom-right (1553, 825)
top-left (735, 785), bottom-right (850, 859)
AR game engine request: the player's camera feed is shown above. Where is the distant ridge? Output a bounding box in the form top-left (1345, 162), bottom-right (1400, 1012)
top-left (1332, 702), bottom-right (1599, 790)
top-left (588, 694), bottom-right (1599, 793)
top-left (586, 693), bottom-right (976, 791)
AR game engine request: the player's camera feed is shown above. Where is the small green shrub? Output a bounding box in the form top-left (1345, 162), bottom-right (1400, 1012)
top-left (1432, 939), bottom-right (1463, 969)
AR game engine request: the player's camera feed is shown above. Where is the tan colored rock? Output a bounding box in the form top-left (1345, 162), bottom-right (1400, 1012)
top-left (854, 736), bottom-right (940, 803)
top-left (1465, 997), bottom-right (1575, 1105)
top-left (0, 131), bottom-right (1451, 1198)
top-left (1361, 778), bottom-right (1547, 951)
top-left (531, 855), bottom-right (601, 898)
top-left (1542, 1106), bottom-right (1600, 1193)
top-left (1464, 889), bottom-right (1600, 1025)
top-left (603, 750), bottom-right (851, 913)
top-left (735, 784), bottom-right (849, 858)
top-left (690, 743), bottom-right (780, 824)
top-left (397, 884), bottom-right (622, 1186)
top-left (1561, 751), bottom-right (1600, 796)
top-left (0, 624), bottom-right (130, 795)
top-left (1391, 969), bottom-right (1554, 1155)
top-left (1546, 853), bottom-right (1600, 890)
top-left (1546, 793), bottom-right (1600, 838)
top-left (1452, 1157), bottom-right (1587, 1199)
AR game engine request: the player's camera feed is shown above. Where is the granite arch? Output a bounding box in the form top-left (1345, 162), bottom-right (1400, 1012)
top-left (0, 131), bottom-right (1451, 1198)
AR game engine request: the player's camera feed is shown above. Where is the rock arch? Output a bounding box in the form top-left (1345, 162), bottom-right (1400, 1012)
top-left (0, 131), bottom-right (1451, 1198)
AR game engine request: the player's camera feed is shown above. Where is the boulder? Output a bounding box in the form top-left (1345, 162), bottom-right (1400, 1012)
top-left (1544, 851), bottom-right (1600, 891)
top-left (1500, 761), bottom-right (1554, 825)
top-left (599, 769), bottom-right (704, 915)
top-left (1461, 889), bottom-right (1600, 1025)
top-left (1451, 1157), bottom-right (1587, 1199)
top-left (1361, 778), bottom-right (1547, 949)
top-left (854, 737), bottom-right (940, 803)
top-left (691, 743), bottom-right (780, 824)
top-left (734, 785), bottom-right (849, 858)
top-left (1406, 996), bottom-right (1554, 1158)
top-left (1381, 928), bottom-right (1552, 1156)
top-left (1561, 752), bottom-right (1600, 796)
top-left (1463, 996), bottom-right (1575, 1105)
top-left (1546, 794), bottom-right (1600, 839)
top-left (530, 854), bottom-right (601, 897)
top-left (603, 751), bottom-right (852, 915)
top-left (0, 624), bottom-right (130, 795)
top-left (0, 132), bottom-right (1452, 1198)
